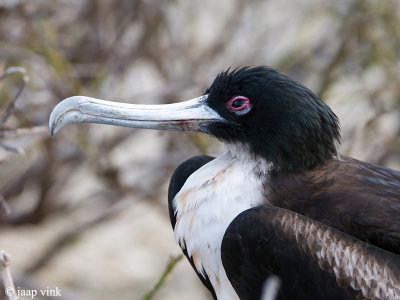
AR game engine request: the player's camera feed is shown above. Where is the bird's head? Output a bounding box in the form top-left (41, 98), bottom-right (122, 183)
top-left (50, 66), bottom-right (340, 173)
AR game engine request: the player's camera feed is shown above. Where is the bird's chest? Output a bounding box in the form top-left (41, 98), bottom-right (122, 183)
top-left (172, 152), bottom-right (265, 299)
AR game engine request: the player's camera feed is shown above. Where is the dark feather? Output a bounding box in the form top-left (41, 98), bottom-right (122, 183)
top-left (222, 206), bottom-right (400, 300)
top-left (269, 154), bottom-right (400, 254)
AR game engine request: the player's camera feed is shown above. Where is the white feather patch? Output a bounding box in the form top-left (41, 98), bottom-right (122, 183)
top-left (173, 149), bottom-right (270, 300)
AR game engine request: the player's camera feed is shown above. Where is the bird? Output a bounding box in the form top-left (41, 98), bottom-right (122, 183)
top-left (49, 66), bottom-right (400, 300)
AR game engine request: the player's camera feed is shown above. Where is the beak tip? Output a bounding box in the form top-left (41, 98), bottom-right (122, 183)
top-left (49, 96), bottom-right (85, 136)
top-left (48, 117), bottom-right (56, 137)
top-left (49, 109), bottom-right (60, 136)
top-left (49, 127), bottom-right (55, 137)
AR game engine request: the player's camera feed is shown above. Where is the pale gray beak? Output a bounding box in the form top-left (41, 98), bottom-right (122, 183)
top-left (49, 95), bottom-right (225, 136)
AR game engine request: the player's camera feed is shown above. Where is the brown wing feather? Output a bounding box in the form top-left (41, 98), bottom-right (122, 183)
top-left (281, 208), bottom-right (400, 299)
top-left (222, 206), bottom-right (400, 300)
top-left (269, 154), bottom-right (400, 254)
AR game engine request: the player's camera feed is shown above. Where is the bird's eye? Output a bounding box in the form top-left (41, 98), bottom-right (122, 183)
top-left (226, 96), bottom-right (251, 114)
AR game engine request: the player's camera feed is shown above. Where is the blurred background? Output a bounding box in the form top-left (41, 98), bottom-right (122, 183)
top-left (0, 0), bottom-right (399, 299)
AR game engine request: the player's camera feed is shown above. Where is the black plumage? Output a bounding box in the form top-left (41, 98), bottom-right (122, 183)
top-left (204, 66), bottom-right (340, 173)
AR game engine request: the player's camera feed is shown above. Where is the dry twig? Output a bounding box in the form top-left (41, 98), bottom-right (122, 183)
top-left (25, 200), bottom-right (128, 274)
top-left (0, 126), bottom-right (48, 138)
top-left (0, 67), bottom-right (29, 128)
top-left (0, 66), bottom-right (30, 156)
top-left (0, 195), bottom-right (12, 216)
top-left (0, 250), bottom-right (17, 300)
top-left (0, 141), bottom-right (25, 156)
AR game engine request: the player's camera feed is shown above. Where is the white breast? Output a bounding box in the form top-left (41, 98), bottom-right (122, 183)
top-left (172, 151), bottom-right (268, 300)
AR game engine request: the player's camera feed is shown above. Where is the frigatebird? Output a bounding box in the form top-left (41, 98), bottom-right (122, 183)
top-left (49, 66), bottom-right (400, 300)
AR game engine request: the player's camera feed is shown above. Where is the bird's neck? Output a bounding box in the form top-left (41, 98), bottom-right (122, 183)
top-left (226, 143), bottom-right (273, 177)
top-left (227, 136), bottom-right (339, 174)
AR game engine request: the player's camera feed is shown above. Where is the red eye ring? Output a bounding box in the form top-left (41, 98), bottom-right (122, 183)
top-left (226, 96), bottom-right (251, 111)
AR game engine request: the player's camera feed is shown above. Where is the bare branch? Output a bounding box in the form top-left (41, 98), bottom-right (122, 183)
top-left (0, 67), bottom-right (26, 81)
top-left (0, 70), bottom-right (29, 128)
top-left (0, 126), bottom-right (48, 138)
top-left (0, 141), bottom-right (25, 156)
top-left (25, 200), bottom-right (128, 274)
top-left (0, 250), bottom-right (17, 300)
top-left (0, 195), bottom-right (12, 216)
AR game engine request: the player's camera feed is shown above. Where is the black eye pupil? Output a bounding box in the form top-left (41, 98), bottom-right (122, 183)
top-left (232, 99), bottom-right (245, 108)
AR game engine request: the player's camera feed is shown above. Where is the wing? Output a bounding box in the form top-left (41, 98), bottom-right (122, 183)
top-left (269, 154), bottom-right (400, 254)
top-left (168, 155), bottom-right (215, 227)
top-left (168, 155), bottom-right (216, 299)
top-left (221, 206), bottom-right (400, 300)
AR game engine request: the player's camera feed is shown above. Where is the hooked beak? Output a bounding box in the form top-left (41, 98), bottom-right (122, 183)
top-left (49, 95), bottom-right (225, 136)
